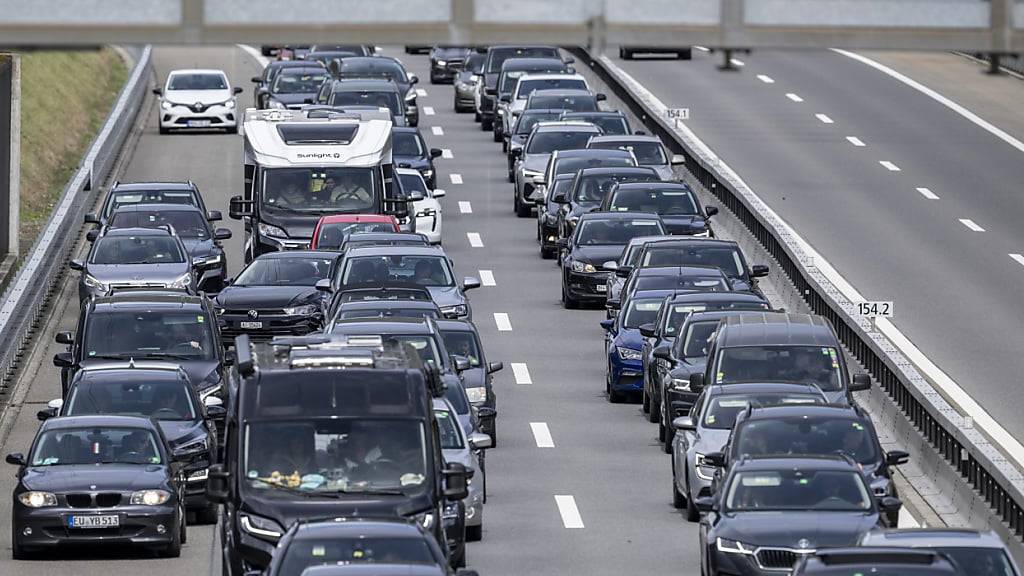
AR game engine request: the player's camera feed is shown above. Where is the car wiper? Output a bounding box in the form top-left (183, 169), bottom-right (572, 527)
top-left (86, 353), bottom-right (134, 361)
top-left (135, 352), bottom-right (195, 361)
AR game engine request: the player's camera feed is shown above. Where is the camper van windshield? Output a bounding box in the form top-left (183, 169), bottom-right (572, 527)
top-left (263, 167), bottom-right (380, 213)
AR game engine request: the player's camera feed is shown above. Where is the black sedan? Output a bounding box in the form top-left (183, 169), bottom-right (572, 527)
top-left (437, 319), bottom-right (503, 444)
top-left (259, 65), bottom-right (329, 110)
top-left (214, 251), bottom-right (340, 345)
top-left (394, 127), bottom-right (443, 189)
top-left (331, 56), bottom-right (420, 126)
top-left (7, 415), bottom-right (188, 558)
top-left (600, 181), bottom-right (718, 237)
top-left (429, 46), bottom-right (473, 84)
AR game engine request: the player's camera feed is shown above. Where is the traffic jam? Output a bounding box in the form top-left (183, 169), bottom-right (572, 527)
top-left (5, 42), bottom-right (1019, 576)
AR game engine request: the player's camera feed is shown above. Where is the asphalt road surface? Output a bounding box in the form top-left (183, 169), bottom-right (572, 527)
top-left (0, 46), bottom-right (700, 576)
top-left (613, 48), bottom-right (1024, 441)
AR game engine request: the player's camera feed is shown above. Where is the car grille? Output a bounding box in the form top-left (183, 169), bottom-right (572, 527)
top-left (173, 116), bottom-right (223, 125)
top-left (65, 493), bottom-right (122, 508)
top-left (65, 494), bottom-right (93, 508)
top-left (223, 309), bottom-right (286, 316)
top-left (95, 493), bottom-right (122, 507)
top-left (755, 548), bottom-right (808, 571)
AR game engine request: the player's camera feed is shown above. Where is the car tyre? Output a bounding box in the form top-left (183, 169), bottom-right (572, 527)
top-left (663, 424), bottom-right (674, 454)
top-left (197, 501), bottom-right (219, 525)
top-left (474, 110), bottom-right (481, 122)
top-left (642, 388), bottom-right (651, 413)
top-left (540, 245), bottom-right (556, 259)
top-left (621, 47), bottom-right (633, 60)
top-left (481, 118), bottom-right (493, 131)
top-left (225, 125), bottom-right (238, 135)
top-left (515, 197), bottom-right (531, 218)
top-left (159, 514), bottom-right (183, 558)
top-left (465, 524), bottom-right (482, 542)
top-left (672, 473), bottom-right (686, 509)
top-left (685, 475), bottom-right (700, 522)
top-left (159, 125), bottom-right (170, 135)
top-left (492, 126), bottom-right (502, 142)
top-left (648, 395), bottom-right (660, 423)
top-left (502, 139), bottom-right (508, 153)
top-left (561, 281), bottom-right (579, 310)
top-left (12, 540), bottom-right (33, 560)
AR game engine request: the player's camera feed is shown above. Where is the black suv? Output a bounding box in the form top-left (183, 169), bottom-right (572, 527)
top-left (86, 180), bottom-right (216, 225)
top-left (478, 45), bottom-right (563, 130)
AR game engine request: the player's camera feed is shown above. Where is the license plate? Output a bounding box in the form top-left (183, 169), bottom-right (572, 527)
top-left (68, 515), bottom-right (119, 529)
top-left (239, 321), bottom-right (262, 329)
top-left (187, 120), bottom-right (211, 128)
top-left (595, 284), bottom-right (607, 292)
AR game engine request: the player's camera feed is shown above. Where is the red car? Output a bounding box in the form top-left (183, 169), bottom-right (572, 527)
top-left (310, 214), bottom-right (401, 250)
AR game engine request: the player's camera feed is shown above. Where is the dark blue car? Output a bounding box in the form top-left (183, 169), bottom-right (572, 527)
top-left (601, 292), bottom-right (667, 402)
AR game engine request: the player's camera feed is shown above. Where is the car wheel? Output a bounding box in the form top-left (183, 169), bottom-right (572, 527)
top-left (663, 425), bottom-right (674, 454)
top-left (678, 48), bottom-right (693, 60)
top-left (12, 539), bottom-right (33, 560)
top-left (540, 245), bottom-right (555, 260)
top-left (225, 125), bottom-right (238, 135)
top-left (658, 419), bottom-right (665, 442)
top-left (159, 125), bottom-right (170, 135)
top-left (515, 197), bottom-right (531, 218)
top-left (492, 126), bottom-right (502, 142)
top-left (648, 395), bottom-right (660, 423)
top-left (641, 388), bottom-right (651, 413)
top-left (481, 118), bottom-right (493, 131)
top-left (621, 48), bottom-right (633, 60)
top-left (685, 474), bottom-right (700, 522)
top-left (502, 139), bottom-right (508, 153)
top-left (159, 515), bottom-right (183, 558)
top-left (561, 280), bottom-right (579, 310)
top-left (197, 501), bottom-right (219, 525)
top-left (672, 471), bottom-right (686, 509)
top-left (474, 110), bottom-right (481, 122)
top-left (465, 524), bottom-right (482, 542)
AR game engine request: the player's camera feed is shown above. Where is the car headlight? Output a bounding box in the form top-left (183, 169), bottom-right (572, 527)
top-left (192, 254), bottom-right (223, 267)
top-left (496, 108), bottom-right (505, 116)
top-left (83, 273), bottom-right (107, 291)
top-left (436, 59), bottom-right (447, 66)
top-left (223, 99), bottom-right (236, 109)
top-left (415, 511), bottom-right (436, 530)
top-left (441, 304), bottom-right (468, 318)
top-left (466, 387), bottom-right (487, 404)
top-left (283, 304), bottom-right (319, 316)
top-left (161, 100), bottom-right (173, 110)
top-left (617, 347), bottom-right (642, 361)
top-left (18, 491), bottom-right (57, 508)
top-left (567, 215), bottom-right (580, 225)
top-left (671, 377), bottom-right (690, 391)
top-left (258, 223), bottom-right (287, 238)
top-left (176, 437), bottom-right (209, 455)
top-left (167, 272), bottom-right (193, 290)
top-left (442, 502), bottom-right (459, 520)
top-left (130, 489), bottom-right (171, 506)
top-left (570, 260), bottom-right (597, 273)
top-left (716, 537), bottom-right (754, 555)
top-left (187, 468), bottom-right (209, 482)
top-left (422, 169), bottom-right (434, 178)
top-left (214, 306), bottom-right (225, 316)
top-left (240, 513), bottom-right (284, 541)
top-left (268, 99), bottom-right (286, 110)
top-left (199, 383), bottom-right (222, 401)
top-left (405, 89), bottom-right (416, 103)
top-left (694, 453), bottom-right (716, 481)
top-left (416, 207), bottom-right (437, 218)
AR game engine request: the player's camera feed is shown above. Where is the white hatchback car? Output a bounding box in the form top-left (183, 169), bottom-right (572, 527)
top-left (155, 69), bottom-right (242, 134)
top-left (397, 168), bottom-right (444, 244)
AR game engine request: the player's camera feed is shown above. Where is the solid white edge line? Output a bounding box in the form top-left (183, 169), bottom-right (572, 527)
top-left (554, 495), bottom-right (584, 528)
top-left (530, 423), bottom-right (555, 448)
top-left (458, 201), bottom-right (472, 214)
top-left (510, 362), bottom-right (532, 384)
top-left (600, 53), bottom-right (1024, 510)
top-left (916, 187), bottom-right (940, 200)
top-left (832, 49), bottom-right (1024, 156)
top-left (237, 44), bottom-right (271, 68)
top-left (423, 106), bottom-right (435, 116)
top-left (450, 173), bottom-right (463, 185)
top-left (846, 136), bottom-right (866, 147)
top-left (493, 312), bottom-right (512, 331)
top-left (442, 148), bottom-right (454, 159)
top-left (879, 160), bottom-right (901, 171)
top-left (756, 74), bottom-right (774, 84)
top-left (478, 270), bottom-right (496, 286)
top-left (466, 232), bottom-right (483, 247)
top-left (431, 126), bottom-right (444, 136)
top-left (815, 113), bottom-right (834, 124)
top-left (785, 93), bottom-right (803, 103)
top-left (1009, 254), bottom-right (1024, 267)
top-left (958, 218), bottom-right (985, 232)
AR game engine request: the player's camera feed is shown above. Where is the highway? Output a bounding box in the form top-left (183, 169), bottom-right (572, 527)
top-left (0, 45), bottom-right (700, 576)
top-left (612, 48), bottom-right (1024, 441)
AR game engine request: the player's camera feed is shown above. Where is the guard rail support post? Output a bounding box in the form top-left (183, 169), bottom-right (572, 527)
top-left (0, 53), bottom-right (19, 261)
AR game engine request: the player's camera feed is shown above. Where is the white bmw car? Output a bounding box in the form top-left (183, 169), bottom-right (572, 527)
top-left (397, 168), bottom-right (444, 244)
top-left (155, 69), bottom-right (242, 134)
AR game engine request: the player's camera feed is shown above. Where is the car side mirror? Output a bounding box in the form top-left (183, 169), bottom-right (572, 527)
top-left (5, 453), bottom-right (25, 466)
top-left (453, 355), bottom-right (471, 372)
top-left (689, 372), bottom-right (705, 391)
top-left (705, 205), bottom-right (719, 217)
top-left (468, 432), bottom-right (492, 450)
top-left (84, 212), bottom-right (101, 224)
top-left (206, 464), bottom-right (230, 503)
top-left (315, 279), bottom-right (332, 292)
top-left (614, 266), bottom-right (633, 278)
top-left (672, 416), bottom-right (696, 431)
top-left (703, 451), bottom-right (726, 467)
top-left (432, 188), bottom-right (446, 198)
top-left (564, 56), bottom-right (575, 64)
top-left (639, 323), bottom-right (657, 338)
top-left (53, 351), bottom-right (74, 368)
top-left (600, 260), bottom-right (618, 272)
top-left (653, 345), bottom-right (672, 361)
top-left (634, 130), bottom-right (647, 135)
top-left (510, 147), bottom-right (522, 159)
top-left (750, 264), bottom-right (769, 278)
top-left (55, 331), bottom-right (74, 345)
top-left (596, 93), bottom-right (607, 102)
top-left (599, 319), bottom-right (614, 332)
top-left (554, 238), bottom-right (568, 249)
top-left (229, 195), bottom-right (253, 219)
top-left (694, 495), bottom-right (717, 513)
top-left (484, 87), bottom-right (497, 96)
top-left (499, 94), bottom-right (511, 103)
top-left (303, 97), bottom-right (314, 104)
top-left (86, 230), bottom-right (99, 242)
top-left (885, 450), bottom-right (909, 466)
top-left (37, 398), bottom-right (62, 421)
top-left (207, 210), bottom-right (223, 221)
top-left (462, 277), bottom-right (481, 291)
top-left (232, 86), bottom-right (244, 95)
top-left (551, 191), bottom-right (567, 204)
top-left (487, 361), bottom-right (503, 374)
top-left (850, 373), bottom-right (871, 392)
top-left (878, 496), bottom-right (902, 512)
top-left (671, 153), bottom-right (686, 165)
top-left (430, 147), bottom-right (443, 158)
top-left (69, 259), bottom-right (85, 271)
top-left (206, 405), bottom-right (227, 419)
top-left (214, 228), bottom-right (232, 241)
top-left (409, 73), bottom-right (419, 84)
top-left (152, 88), bottom-right (162, 96)
top-left (443, 462), bottom-right (470, 500)
top-left (605, 299), bottom-right (621, 311)
top-left (251, 76), bottom-right (262, 83)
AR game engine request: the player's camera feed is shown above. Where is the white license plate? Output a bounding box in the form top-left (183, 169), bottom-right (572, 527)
top-left (239, 321), bottom-right (263, 329)
top-left (595, 284), bottom-right (607, 292)
top-left (187, 120), bottom-right (211, 128)
top-left (68, 515), bottom-right (119, 529)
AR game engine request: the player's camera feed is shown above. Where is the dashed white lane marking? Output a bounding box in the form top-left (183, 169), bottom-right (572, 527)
top-left (730, 58), bottom-right (745, 67)
top-left (510, 362), bottom-right (532, 384)
top-left (431, 126), bottom-right (444, 136)
top-left (1010, 254), bottom-right (1024, 267)
top-left (785, 93), bottom-right (803, 103)
top-left (530, 423), bottom-right (555, 448)
top-left (879, 160), bottom-right (901, 171)
top-left (554, 495), bottom-right (585, 529)
top-left (694, 45), bottom-right (710, 52)
top-left (458, 201), bottom-right (472, 214)
top-left (756, 74), bottom-right (774, 84)
top-left (442, 148), bottom-right (454, 159)
top-left (416, 88), bottom-right (427, 97)
top-left (815, 113), bottom-right (834, 124)
top-left (466, 232), bottom-right (483, 247)
top-left (478, 270), bottom-right (496, 286)
top-left (959, 218), bottom-right (985, 232)
top-left (423, 106), bottom-right (435, 116)
top-left (846, 136), bottom-right (866, 147)
top-left (493, 313), bottom-right (512, 332)
top-left (449, 173), bottom-right (463, 184)
top-left (916, 187), bottom-right (940, 200)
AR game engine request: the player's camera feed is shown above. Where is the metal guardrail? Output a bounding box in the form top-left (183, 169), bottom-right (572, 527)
top-left (0, 45), bottom-right (151, 403)
top-left (571, 46), bottom-right (1024, 540)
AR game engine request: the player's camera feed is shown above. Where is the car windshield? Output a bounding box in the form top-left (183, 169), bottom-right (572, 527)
top-left (83, 310), bottom-right (217, 360)
top-left (634, 274), bottom-right (728, 292)
top-left (527, 131), bottom-right (597, 154)
top-left (338, 307), bottom-right (439, 320)
top-left (576, 218), bottom-right (663, 246)
top-left (263, 167), bottom-right (379, 213)
top-left (935, 548), bottom-right (1017, 576)
top-left (317, 222), bottom-right (396, 250)
top-left (330, 91), bottom-right (402, 116)
top-left (548, 177), bottom-right (573, 202)
top-left (528, 94), bottom-right (597, 112)
top-left (609, 188), bottom-right (699, 215)
top-left (244, 418), bottom-right (427, 495)
top-left (339, 60), bottom-right (408, 83)
top-left (553, 156), bottom-right (635, 179)
top-left (704, 393), bottom-right (824, 430)
top-left (717, 346), bottom-right (844, 391)
top-left (572, 116), bottom-right (629, 135)
top-left (487, 47), bottom-right (560, 73)
top-left (591, 141), bottom-right (667, 165)
top-left (735, 417), bottom-right (878, 465)
top-left (465, 53), bottom-right (485, 74)
top-left (499, 70), bottom-right (529, 94)
top-left (441, 330), bottom-right (482, 367)
top-left (573, 173), bottom-right (660, 204)
top-left (31, 427), bottom-right (163, 466)
top-left (234, 257), bottom-right (334, 286)
top-left (642, 246), bottom-right (745, 278)
top-left (517, 78), bottom-right (586, 98)
top-left (90, 235), bottom-right (185, 265)
top-left (106, 190), bottom-right (199, 217)
top-left (514, 111), bottom-right (562, 135)
top-left (665, 301), bottom-right (770, 338)
top-left (342, 255), bottom-right (454, 287)
top-left (680, 319), bottom-right (719, 358)
top-left (623, 298), bottom-right (663, 329)
top-left (382, 335), bottom-right (443, 369)
top-left (435, 46), bottom-right (471, 58)
top-left (109, 209), bottom-right (209, 239)
top-left (394, 131), bottom-right (425, 156)
top-left (279, 535), bottom-right (436, 574)
top-left (726, 469), bottom-right (871, 512)
top-left (398, 173), bottom-right (429, 198)
top-left (436, 408), bottom-right (464, 449)
top-left (65, 379), bottom-right (197, 421)
top-left (168, 73), bottom-right (226, 91)
top-left (272, 70), bottom-right (328, 94)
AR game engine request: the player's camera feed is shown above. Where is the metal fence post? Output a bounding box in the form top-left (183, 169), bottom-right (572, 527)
top-left (0, 53), bottom-right (19, 260)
